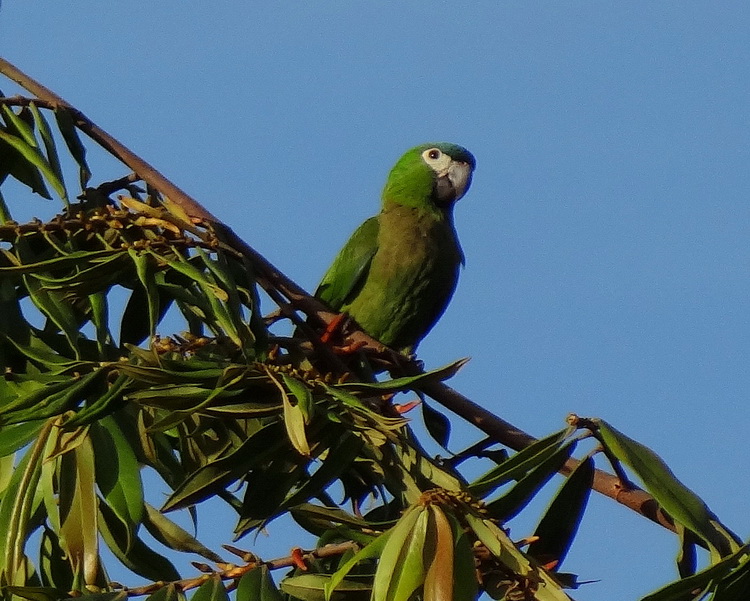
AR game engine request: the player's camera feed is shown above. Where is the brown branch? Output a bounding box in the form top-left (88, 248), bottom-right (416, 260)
top-left (115, 542), bottom-right (359, 597)
top-left (0, 57), bottom-right (675, 534)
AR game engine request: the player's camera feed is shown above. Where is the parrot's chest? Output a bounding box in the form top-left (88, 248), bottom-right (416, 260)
top-left (346, 207), bottom-right (461, 349)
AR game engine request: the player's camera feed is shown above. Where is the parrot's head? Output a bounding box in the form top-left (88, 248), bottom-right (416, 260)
top-left (383, 142), bottom-right (476, 213)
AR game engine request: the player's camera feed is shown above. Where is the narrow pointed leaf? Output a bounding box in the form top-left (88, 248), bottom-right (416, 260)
top-left (639, 544), bottom-right (750, 601)
top-left (596, 419), bottom-right (737, 556)
top-left (89, 416), bottom-right (144, 531)
top-left (142, 503), bottom-right (222, 563)
top-left (98, 499), bottom-right (180, 582)
top-left (470, 428), bottom-right (573, 497)
top-left (528, 456), bottom-right (594, 568)
top-left (485, 440), bottom-right (576, 521)
top-left (54, 107), bottom-right (91, 188)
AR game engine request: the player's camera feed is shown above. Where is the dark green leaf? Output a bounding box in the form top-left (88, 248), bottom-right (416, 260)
top-left (336, 359), bottom-right (468, 394)
top-left (29, 103), bottom-right (67, 205)
top-left (89, 415), bottom-right (144, 532)
top-left (63, 375), bottom-right (129, 429)
top-left (528, 456), bottom-right (594, 569)
top-left (162, 420), bottom-right (286, 512)
top-left (3, 586), bottom-right (66, 601)
top-left (145, 584), bottom-right (185, 601)
top-left (0, 420), bottom-right (44, 456)
top-left (485, 440), bottom-right (576, 521)
top-left (421, 401), bottom-right (450, 448)
top-left (469, 428), bottom-right (572, 497)
top-left (53, 107), bottom-right (91, 188)
top-left (0, 128), bottom-right (65, 200)
top-left (98, 499), bottom-right (180, 582)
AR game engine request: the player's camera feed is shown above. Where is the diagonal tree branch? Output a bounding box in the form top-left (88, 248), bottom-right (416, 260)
top-left (0, 56), bottom-right (676, 535)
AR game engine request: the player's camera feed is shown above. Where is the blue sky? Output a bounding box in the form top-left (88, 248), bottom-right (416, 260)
top-left (3, 2), bottom-right (750, 600)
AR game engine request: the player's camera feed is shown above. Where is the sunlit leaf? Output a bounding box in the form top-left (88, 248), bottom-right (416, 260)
top-left (142, 503), bottom-right (222, 563)
top-left (236, 565), bottom-right (284, 601)
top-left (596, 419), bottom-right (739, 558)
top-left (58, 435), bottom-right (99, 586)
top-left (190, 576), bottom-right (230, 601)
top-left (282, 574), bottom-right (370, 601)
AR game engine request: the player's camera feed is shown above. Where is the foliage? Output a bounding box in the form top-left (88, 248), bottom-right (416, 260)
top-left (0, 76), bottom-right (746, 601)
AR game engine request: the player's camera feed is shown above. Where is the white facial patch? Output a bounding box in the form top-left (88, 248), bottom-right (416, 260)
top-left (421, 148), bottom-right (455, 175)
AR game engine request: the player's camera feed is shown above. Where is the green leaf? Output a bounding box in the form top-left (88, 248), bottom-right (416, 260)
top-left (639, 544), bottom-right (750, 601)
top-left (236, 565), bottom-right (284, 601)
top-left (39, 526), bottom-right (73, 591)
top-left (143, 503), bottom-right (222, 563)
top-left (1, 370), bottom-right (104, 425)
top-left (485, 441), bottom-right (576, 521)
top-left (469, 428), bottom-right (573, 497)
top-left (336, 359), bottom-right (468, 394)
top-left (596, 419), bottom-right (738, 557)
top-left (282, 374), bottom-right (315, 423)
top-left (282, 575), bottom-right (370, 601)
top-left (162, 420), bottom-right (286, 512)
top-left (528, 456), bottom-right (594, 569)
top-left (89, 416), bottom-right (144, 533)
top-left (58, 435), bottom-right (99, 585)
top-left (21, 274), bottom-right (81, 358)
top-left (0, 129), bottom-right (51, 198)
top-left (0, 128), bottom-right (65, 201)
top-left (370, 506), bottom-right (424, 601)
top-left (0, 421), bottom-right (44, 457)
top-left (447, 512), bottom-right (479, 601)
top-left (280, 432), bottom-right (363, 512)
top-left (53, 107), bottom-right (91, 189)
top-left (2, 105), bottom-right (38, 147)
top-left (267, 370), bottom-right (309, 457)
top-left (190, 576), bottom-right (230, 601)
top-left (63, 374), bottom-right (129, 429)
top-left (0, 421), bottom-right (51, 583)
top-left (2, 586), bottom-right (67, 601)
top-left (145, 584), bottom-right (185, 601)
top-left (464, 514), bottom-right (573, 601)
top-left (29, 102), bottom-right (67, 205)
top-left (421, 401), bottom-right (450, 448)
top-left (326, 528), bottom-right (393, 600)
top-left (98, 499), bottom-right (180, 582)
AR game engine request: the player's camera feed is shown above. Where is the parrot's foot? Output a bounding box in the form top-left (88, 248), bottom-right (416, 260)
top-left (320, 312), bottom-right (349, 344)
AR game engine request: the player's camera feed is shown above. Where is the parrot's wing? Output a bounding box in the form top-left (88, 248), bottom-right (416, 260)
top-left (315, 215), bottom-right (379, 310)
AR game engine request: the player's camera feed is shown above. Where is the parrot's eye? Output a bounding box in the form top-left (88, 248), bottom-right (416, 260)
top-left (427, 149), bottom-right (441, 160)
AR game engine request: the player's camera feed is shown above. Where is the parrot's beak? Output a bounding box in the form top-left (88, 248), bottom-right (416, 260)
top-left (446, 161), bottom-right (473, 202)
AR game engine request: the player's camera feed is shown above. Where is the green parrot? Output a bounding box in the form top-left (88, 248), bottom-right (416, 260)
top-left (314, 142), bottom-right (476, 354)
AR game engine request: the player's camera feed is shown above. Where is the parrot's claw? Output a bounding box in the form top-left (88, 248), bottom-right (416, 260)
top-left (320, 312), bottom-right (349, 344)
